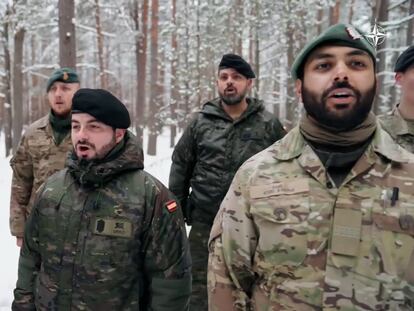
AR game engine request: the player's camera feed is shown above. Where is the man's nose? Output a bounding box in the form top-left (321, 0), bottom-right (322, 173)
top-left (333, 62), bottom-right (349, 82)
top-left (54, 88), bottom-right (63, 97)
top-left (75, 127), bottom-right (88, 140)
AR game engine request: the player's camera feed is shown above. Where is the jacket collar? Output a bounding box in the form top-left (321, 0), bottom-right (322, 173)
top-left (272, 122), bottom-right (413, 164)
top-left (200, 97), bottom-right (263, 122)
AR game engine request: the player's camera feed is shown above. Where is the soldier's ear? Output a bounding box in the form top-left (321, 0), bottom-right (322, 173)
top-left (295, 79), bottom-right (303, 102)
top-left (395, 72), bottom-right (403, 86)
top-left (115, 129), bottom-right (126, 143)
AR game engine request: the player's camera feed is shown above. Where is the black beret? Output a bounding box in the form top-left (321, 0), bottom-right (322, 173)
top-left (46, 67), bottom-right (79, 92)
top-left (72, 88), bottom-right (130, 129)
top-left (219, 53), bottom-right (255, 79)
top-left (394, 46), bottom-right (414, 73)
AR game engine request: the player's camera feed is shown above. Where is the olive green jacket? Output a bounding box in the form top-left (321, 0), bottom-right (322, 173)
top-left (169, 97), bottom-right (286, 225)
top-left (13, 132), bottom-right (191, 311)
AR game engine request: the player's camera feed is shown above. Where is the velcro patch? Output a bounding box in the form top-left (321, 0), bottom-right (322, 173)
top-left (165, 200), bottom-right (177, 213)
top-left (92, 217), bottom-right (133, 238)
top-left (250, 179), bottom-right (309, 199)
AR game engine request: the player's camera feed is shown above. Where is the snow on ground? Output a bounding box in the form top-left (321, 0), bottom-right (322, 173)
top-left (0, 129), bottom-right (177, 310)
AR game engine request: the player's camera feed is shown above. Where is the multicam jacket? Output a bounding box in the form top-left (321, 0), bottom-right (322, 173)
top-left (10, 114), bottom-right (72, 237)
top-left (208, 124), bottom-right (414, 311)
top-left (379, 106), bottom-right (414, 153)
top-left (13, 132), bottom-right (191, 311)
top-left (169, 97), bottom-right (286, 225)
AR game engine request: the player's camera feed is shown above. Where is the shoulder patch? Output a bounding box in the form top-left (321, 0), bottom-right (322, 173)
top-left (165, 200), bottom-right (177, 213)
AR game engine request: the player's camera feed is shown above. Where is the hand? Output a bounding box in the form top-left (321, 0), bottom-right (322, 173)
top-left (16, 237), bottom-right (23, 248)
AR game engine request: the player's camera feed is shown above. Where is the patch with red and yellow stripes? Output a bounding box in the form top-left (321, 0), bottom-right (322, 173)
top-left (165, 200), bottom-right (177, 213)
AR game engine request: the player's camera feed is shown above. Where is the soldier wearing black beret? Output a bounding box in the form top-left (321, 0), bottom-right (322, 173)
top-left (379, 45), bottom-right (414, 152)
top-left (169, 53), bottom-right (285, 310)
top-left (13, 86), bottom-right (192, 310)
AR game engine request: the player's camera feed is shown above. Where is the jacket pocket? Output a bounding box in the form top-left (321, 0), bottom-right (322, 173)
top-left (371, 203), bottom-right (414, 308)
top-left (250, 180), bottom-right (311, 267)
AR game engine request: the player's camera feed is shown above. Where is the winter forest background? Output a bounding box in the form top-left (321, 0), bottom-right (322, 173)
top-left (0, 0), bottom-right (412, 308)
top-left (0, 0), bottom-right (413, 158)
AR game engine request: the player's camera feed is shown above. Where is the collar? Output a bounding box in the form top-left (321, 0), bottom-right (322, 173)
top-left (389, 105), bottom-right (414, 136)
top-left (272, 123), bottom-right (413, 164)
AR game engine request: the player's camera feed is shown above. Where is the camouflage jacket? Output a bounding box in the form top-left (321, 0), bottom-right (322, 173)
top-left (10, 114), bottom-right (72, 237)
top-left (378, 106), bottom-right (414, 153)
top-left (13, 132), bottom-right (191, 311)
top-left (208, 124), bottom-right (414, 311)
top-left (169, 97), bottom-right (286, 225)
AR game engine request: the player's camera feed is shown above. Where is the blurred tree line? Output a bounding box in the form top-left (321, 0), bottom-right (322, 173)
top-left (0, 0), bottom-right (413, 156)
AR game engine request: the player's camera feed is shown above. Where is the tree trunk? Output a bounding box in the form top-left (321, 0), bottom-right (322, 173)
top-left (329, 0), bottom-right (341, 25)
top-left (12, 27), bottom-right (25, 152)
top-left (348, 0), bottom-right (355, 23)
top-left (407, 0), bottom-right (414, 45)
top-left (195, 0), bottom-right (201, 108)
top-left (374, 0), bottom-right (389, 114)
top-left (133, 0), bottom-right (148, 146)
top-left (147, 0), bottom-right (160, 156)
top-left (2, 7), bottom-right (12, 156)
top-left (58, 0), bottom-right (76, 68)
top-left (285, 1), bottom-right (296, 127)
top-left (170, 0), bottom-right (178, 147)
top-left (317, 6), bottom-right (323, 34)
top-left (234, 0), bottom-right (243, 55)
top-left (94, 0), bottom-right (107, 89)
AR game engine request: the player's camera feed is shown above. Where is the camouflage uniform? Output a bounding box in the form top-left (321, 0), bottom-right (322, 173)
top-left (208, 125), bottom-right (414, 310)
top-left (13, 132), bottom-right (191, 311)
top-left (169, 97), bottom-right (285, 310)
top-left (10, 114), bottom-right (72, 237)
top-left (379, 106), bottom-right (414, 153)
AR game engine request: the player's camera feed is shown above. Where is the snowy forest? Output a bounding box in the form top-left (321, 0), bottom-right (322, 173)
top-left (0, 0), bottom-right (412, 157)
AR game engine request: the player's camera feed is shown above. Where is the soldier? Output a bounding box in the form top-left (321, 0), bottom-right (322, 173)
top-left (379, 45), bottom-right (414, 152)
top-left (169, 54), bottom-right (285, 310)
top-left (13, 89), bottom-right (191, 310)
top-left (9, 68), bottom-right (80, 247)
top-left (208, 24), bottom-right (414, 310)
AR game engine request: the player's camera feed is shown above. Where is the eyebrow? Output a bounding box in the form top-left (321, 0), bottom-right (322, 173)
top-left (71, 118), bottom-right (99, 124)
top-left (308, 49), bottom-right (370, 62)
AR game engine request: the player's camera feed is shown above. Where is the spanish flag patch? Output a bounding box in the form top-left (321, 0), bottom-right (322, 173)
top-left (165, 200), bottom-right (177, 213)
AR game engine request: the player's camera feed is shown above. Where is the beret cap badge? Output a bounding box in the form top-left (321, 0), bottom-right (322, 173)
top-left (345, 26), bottom-right (362, 40)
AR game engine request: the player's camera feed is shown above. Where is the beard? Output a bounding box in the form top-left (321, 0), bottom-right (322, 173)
top-left (219, 86), bottom-right (248, 106)
top-left (301, 80), bottom-right (376, 131)
top-left (75, 133), bottom-right (117, 161)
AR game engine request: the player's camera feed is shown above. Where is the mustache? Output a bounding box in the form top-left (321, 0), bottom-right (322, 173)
top-left (321, 80), bottom-right (359, 100)
top-left (76, 140), bottom-right (95, 149)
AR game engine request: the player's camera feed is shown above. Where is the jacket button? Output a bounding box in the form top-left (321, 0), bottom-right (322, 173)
top-left (399, 214), bottom-right (414, 231)
top-left (274, 208), bottom-right (287, 221)
top-left (326, 181), bottom-right (333, 189)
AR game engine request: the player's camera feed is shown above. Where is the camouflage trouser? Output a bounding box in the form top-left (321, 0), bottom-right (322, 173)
top-left (189, 221), bottom-right (211, 311)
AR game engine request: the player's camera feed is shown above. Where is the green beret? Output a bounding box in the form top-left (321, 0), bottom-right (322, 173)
top-left (46, 67), bottom-right (80, 92)
top-left (291, 23), bottom-right (376, 80)
top-left (219, 53), bottom-right (256, 78)
top-left (72, 88), bottom-right (131, 129)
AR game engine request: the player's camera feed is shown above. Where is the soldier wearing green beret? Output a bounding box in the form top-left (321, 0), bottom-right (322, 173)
top-left (379, 45), bottom-right (414, 153)
top-left (9, 67), bottom-right (80, 247)
top-left (208, 23), bottom-right (414, 310)
top-left (13, 88), bottom-right (192, 311)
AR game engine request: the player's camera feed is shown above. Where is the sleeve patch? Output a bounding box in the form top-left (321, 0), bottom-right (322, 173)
top-left (165, 200), bottom-right (178, 213)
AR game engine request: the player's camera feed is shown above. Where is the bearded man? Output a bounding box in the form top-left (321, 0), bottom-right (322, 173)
top-left (169, 53), bottom-right (285, 310)
top-left (208, 24), bottom-right (414, 310)
top-left (13, 88), bottom-right (191, 311)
